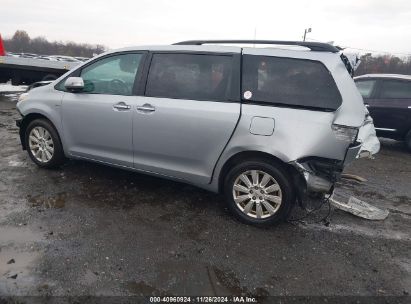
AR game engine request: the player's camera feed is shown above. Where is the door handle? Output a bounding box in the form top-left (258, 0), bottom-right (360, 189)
top-left (136, 103), bottom-right (156, 113)
top-left (113, 102), bottom-right (131, 111)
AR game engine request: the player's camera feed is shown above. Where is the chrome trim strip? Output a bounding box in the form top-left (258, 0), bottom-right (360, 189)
top-left (375, 128), bottom-right (396, 132)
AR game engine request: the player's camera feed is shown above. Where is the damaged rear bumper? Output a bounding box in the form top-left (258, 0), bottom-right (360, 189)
top-left (288, 109), bottom-right (378, 206)
top-left (290, 141), bottom-right (362, 196)
top-left (343, 141), bottom-right (362, 166)
top-left (290, 160), bottom-right (336, 194)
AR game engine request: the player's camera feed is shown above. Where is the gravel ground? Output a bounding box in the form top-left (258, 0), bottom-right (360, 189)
top-left (0, 92), bottom-right (410, 300)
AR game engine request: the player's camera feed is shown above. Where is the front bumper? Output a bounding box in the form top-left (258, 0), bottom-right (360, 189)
top-left (15, 117), bottom-right (27, 150)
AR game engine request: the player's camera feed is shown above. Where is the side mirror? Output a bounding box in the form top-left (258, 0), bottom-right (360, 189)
top-left (64, 77), bottom-right (84, 92)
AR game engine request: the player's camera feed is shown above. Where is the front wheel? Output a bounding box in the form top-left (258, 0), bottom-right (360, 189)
top-left (223, 160), bottom-right (295, 227)
top-left (25, 119), bottom-right (65, 168)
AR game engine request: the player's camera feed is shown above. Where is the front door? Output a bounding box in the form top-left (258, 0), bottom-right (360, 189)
top-left (62, 52), bottom-right (145, 167)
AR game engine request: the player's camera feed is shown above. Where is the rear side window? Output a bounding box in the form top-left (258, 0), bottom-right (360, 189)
top-left (380, 80), bottom-right (411, 99)
top-left (146, 53), bottom-right (232, 101)
top-left (242, 55), bottom-right (342, 110)
top-left (355, 80), bottom-right (376, 98)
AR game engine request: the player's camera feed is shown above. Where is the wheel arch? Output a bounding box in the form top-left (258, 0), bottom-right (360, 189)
top-left (19, 113), bottom-right (61, 150)
top-left (217, 150), bottom-right (300, 193)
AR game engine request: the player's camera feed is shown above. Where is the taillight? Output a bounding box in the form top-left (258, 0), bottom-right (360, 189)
top-left (331, 124), bottom-right (358, 143)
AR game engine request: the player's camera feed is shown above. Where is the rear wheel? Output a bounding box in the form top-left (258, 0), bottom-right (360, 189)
top-left (25, 119), bottom-right (65, 168)
top-left (223, 160), bottom-right (295, 226)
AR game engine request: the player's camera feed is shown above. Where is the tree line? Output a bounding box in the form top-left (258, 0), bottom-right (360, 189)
top-left (355, 53), bottom-right (411, 76)
top-left (3, 30), bottom-right (106, 57)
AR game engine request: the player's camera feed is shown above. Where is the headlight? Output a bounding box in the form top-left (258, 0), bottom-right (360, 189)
top-left (332, 124), bottom-right (359, 143)
top-left (18, 92), bottom-right (29, 102)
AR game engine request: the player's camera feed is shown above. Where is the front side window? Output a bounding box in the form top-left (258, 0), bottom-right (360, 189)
top-left (80, 53), bottom-right (143, 95)
top-left (242, 55), bottom-right (342, 110)
top-left (145, 53), bottom-right (232, 101)
top-left (380, 80), bottom-right (411, 99)
top-left (355, 80), bottom-right (376, 98)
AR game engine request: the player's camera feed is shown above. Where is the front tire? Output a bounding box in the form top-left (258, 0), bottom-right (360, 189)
top-left (11, 75), bottom-right (21, 86)
top-left (25, 119), bottom-right (65, 168)
top-left (42, 74), bottom-right (58, 81)
top-left (223, 160), bottom-right (295, 227)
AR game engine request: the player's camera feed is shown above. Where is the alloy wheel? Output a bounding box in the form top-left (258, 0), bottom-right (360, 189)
top-left (232, 170), bottom-right (282, 219)
top-left (28, 126), bottom-right (54, 163)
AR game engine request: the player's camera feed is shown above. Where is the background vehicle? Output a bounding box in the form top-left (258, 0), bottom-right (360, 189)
top-left (74, 56), bottom-right (90, 62)
top-left (47, 55), bottom-right (81, 62)
top-left (0, 35), bottom-right (82, 85)
top-left (26, 80), bottom-right (53, 91)
top-left (354, 74), bottom-right (411, 150)
top-left (16, 40), bottom-right (368, 226)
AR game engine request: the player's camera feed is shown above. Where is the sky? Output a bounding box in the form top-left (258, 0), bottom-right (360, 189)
top-left (1, 0), bottom-right (411, 55)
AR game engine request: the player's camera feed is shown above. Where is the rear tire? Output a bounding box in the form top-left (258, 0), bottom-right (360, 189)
top-left (25, 119), bottom-right (65, 168)
top-left (223, 160), bottom-right (295, 227)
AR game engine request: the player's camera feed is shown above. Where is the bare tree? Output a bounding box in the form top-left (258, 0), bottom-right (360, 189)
top-left (355, 53), bottom-right (411, 76)
top-left (3, 30), bottom-right (106, 57)
top-left (10, 30), bottom-right (30, 52)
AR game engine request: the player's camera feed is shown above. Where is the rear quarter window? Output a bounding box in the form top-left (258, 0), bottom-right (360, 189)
top-left (242, 55), bottom-right (342, 110)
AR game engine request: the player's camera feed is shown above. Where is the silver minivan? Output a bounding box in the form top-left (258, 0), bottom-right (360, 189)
top-left (16, 40), bottom-right (372, 226)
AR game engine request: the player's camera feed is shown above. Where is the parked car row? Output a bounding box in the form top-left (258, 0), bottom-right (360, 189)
top-left (6, 52), bottom-right (89, 62)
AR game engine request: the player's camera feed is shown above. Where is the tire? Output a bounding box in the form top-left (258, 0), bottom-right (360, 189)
top-left (42, 74), bottom-right (57, 81)
top-left (405, 130), bottom-right (411, 152)
top-left (223, 159), bottom-right (295, 227)
top-left (25, 119), bottom-right (65, 168)
top-left (11, 75), bottom-right (21, 86)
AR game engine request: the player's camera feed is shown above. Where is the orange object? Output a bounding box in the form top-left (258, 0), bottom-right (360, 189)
top-left (0, 34), bottom-right (5, 56)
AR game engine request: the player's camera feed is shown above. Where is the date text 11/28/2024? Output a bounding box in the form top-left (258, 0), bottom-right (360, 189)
top-left (149, 296), bottom-right (258, 303)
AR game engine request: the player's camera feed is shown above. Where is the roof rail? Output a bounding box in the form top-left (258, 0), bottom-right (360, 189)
top-left (173, 40), bottom-right (340, 53)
